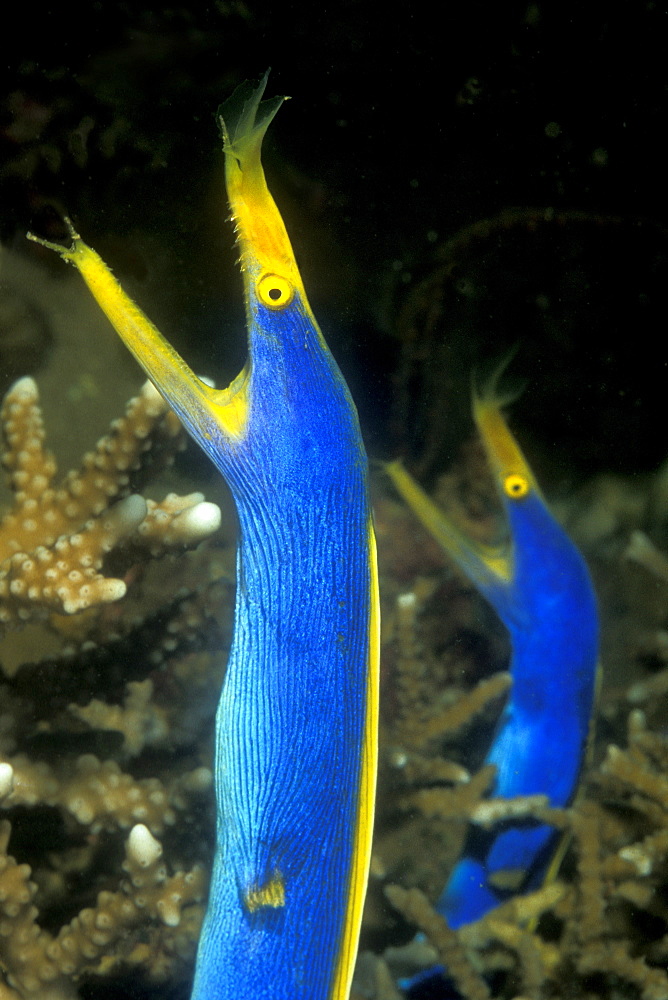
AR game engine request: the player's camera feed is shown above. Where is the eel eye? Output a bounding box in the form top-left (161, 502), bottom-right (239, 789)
top-left (504, 473), bottom-right (530, 499)
top-left (257, 274), bottom-right (293, 309)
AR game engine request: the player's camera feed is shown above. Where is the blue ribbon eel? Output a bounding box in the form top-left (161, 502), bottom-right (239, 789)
top-left (29, 74), bottom-right (380, 1000)
top-left (387, 377), bottom-right (598, 967)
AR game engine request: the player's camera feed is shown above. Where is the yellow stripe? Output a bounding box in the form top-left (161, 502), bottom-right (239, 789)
top-left (330, 522), bottom-right (380, 999)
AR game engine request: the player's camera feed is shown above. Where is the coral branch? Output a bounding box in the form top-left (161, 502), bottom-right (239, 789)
top-left (0, 378), bottom-right (220, 628)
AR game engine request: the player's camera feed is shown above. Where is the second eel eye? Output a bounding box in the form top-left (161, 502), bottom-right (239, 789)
top-left (257, 274), bottom-right (293, 309)
top-left (504, 473), bottom-right (530, 499)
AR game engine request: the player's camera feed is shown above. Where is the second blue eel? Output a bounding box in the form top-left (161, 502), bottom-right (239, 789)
top-left (31, 77), bottom-right (380, 999)
top-left (387, 380), bottom-right (598, 990)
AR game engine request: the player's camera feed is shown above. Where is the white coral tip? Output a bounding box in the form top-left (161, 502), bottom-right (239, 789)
top-left (115, 494), bottom-right (149, 530)
top-left (7, 375), bottom-right (38, 400)
top-left (188, 766), bottom-right (214, 791)
top-left (127, 823), bottom-right (162, 867)
top-left (176, 501), bottom-right (221, 540)
top-left (140, 380), bottom-right (164, 402)
top-left (0, 762), bottom-right (14, 799)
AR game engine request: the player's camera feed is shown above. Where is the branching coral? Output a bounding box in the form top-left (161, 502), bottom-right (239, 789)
top-left (0, 819), bottom-right (206, 999)
top-left (0, 374), bottom-right (231, 997)
top-left (0, 376), bottom-right (220, 626)
top-left (3, 755), bottom-right (212, 834)
top-left (378, 673), bottom-right (668, 999)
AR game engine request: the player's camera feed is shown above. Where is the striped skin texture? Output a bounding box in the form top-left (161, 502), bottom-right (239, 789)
top-left (438, 485), bottom-right (598, 927)
top-left (31, 75), bottom-right (379, 1000)
top-left (193, 291), bottom-right (377, 999)
top-left (387, 389), bottom-right (598, 995)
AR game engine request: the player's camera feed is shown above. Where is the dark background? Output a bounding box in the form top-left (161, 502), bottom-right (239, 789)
top-left (1, 0), bottom-right (667, 486)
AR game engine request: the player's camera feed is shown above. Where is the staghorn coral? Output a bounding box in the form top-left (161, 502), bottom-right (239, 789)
top-left (370, 563), bottom-right (513, 910)
top-left (376, 711), bottom-right (668, 1000)
top-left (3, 754), bottom-right (213, 835)
top-left (0, 375), bottom-right (220, 627)
top-left (0, 373), bottom-right (233, 998)
top-left (0, 819), bottom-right (206, 999)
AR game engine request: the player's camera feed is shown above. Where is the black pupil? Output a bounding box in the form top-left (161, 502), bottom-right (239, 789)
top-left (268, 287), bottom-right (281, 300)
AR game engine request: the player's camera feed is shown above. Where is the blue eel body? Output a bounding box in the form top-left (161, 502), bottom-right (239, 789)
top-left (32, 75), bottom-right (379, 1000)
top-left (387, 382), bottom-right (599, 992)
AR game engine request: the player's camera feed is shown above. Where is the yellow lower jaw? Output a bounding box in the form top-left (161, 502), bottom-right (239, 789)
top-left (27, 223), bottom-right (251, 444)
top-left (385, 460), bottom-right (512, 584)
